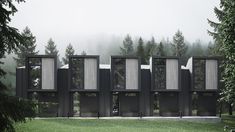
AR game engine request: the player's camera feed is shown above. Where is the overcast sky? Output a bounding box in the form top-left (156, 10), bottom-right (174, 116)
top-left (10, 0), bottom-right (220, 56)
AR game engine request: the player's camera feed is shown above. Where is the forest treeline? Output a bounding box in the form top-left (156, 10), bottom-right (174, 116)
top-left (13, 27), bottom-right (218, 66)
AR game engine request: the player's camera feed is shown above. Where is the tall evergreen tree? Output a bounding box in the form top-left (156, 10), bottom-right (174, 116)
top-left (0, 1), bottom-right (36, 131)
top-left (14, 27), bottom-right (39, 67)
top-left (136, 37), bottom-right (147, 64)
top-left (120, 34), bottom-right (134, 55)
top-left (171, 30), bottom-right (187, 57)
top-left (145, 37), bottom-right (157, 62)
top-left (45, 38), bottom-right (61, 66)
top-left (45, 38), bottom-right (58, 55)
top-left (156, 42), bottom-right (165, 56)
top-left (208, 0), bottom-right (235, 115)
top-left (62, 43), bottom-right (75, 65)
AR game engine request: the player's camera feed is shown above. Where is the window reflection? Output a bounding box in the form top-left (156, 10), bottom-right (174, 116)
top-left (154, 59), bottom-right (166, 90)
top-left (73, 92), bottom-right (80, 116)
top-left (28, 92), bottom-right (58, 117)
top-left (28, 58), bottom-right (41, 89)
top-left (113, 59), bottom-right (125, 90)
top-left (194, 59), bottom-right (205, 90)
top-left (71, 58), bottom-right (84, 89)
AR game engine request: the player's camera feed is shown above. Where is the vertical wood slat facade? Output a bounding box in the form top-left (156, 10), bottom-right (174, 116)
top-left (42, 58), bottom-right (55, 90)
top-left (84, 58), bottom-right (98, 90)
top-left (166, 59), bottom-right (179, 90)
top-left (205, 60), bottom-right (218, 90)
top-left (125, 59), bottom-right (138, 90)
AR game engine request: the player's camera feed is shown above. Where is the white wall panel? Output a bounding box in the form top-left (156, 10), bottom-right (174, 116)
top-left (126, 59), bottom-right (138, 90)
top-left (84, 58), bottom-right (97, 90)
top-left (166, 59), bottom-right (178, 90)
top-left (206, 60), bottom-right (218, 90)
top-left (42, 58), bottom-right (54, 89)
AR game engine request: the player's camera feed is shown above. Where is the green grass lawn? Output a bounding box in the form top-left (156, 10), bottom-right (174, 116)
top-left (14, 116), bottom-right (235, 132)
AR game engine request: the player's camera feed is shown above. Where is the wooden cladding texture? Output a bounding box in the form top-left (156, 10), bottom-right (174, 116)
top-left (125, 59), bottom-right (138, 90)
top-left (84, 58), bottom-right (97, 90)
top-left (42, 58), bottom-right (54, 90)
top-left (205, 60), bottom-right (218, 90)
top-left (166, 59), bottom-right (179, 90)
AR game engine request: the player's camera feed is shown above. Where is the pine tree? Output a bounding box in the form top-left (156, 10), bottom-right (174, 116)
top-left (0, 1), bottom-right (36, 131)
top-left (136, 37), bottom-right (147, 64)
top-left (120, 34), bottom-right (134, 55)
top-left (156, 42), bottom-right (165, 56)
top-left (171, 30), bottom-right (187, 57)
top-left (45, 38), bottom-right (61, 66)
top-left (45, 38), bottom-right (58, 55)
top-left (14, 27), bottom-right (39, 67)
top-left (208, 0), bottom-right (235, 115)
top-left (62, 43), bottom-right (75, 65)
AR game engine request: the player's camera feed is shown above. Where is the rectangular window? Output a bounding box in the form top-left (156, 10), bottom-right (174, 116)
top-left (28, 58), bottom-right (41, 89)
top-left (153, 93), bottom-right (160, 116)
top-left (28, 92), bottom-right (58, 117)
top-left (193, 59), bottom-right (205, 90)
top-left (154, 59), bottom-right (166, 90)
top-left (113, 58), bottom-right (125, 90)
top-left (112, 93), bottom-right (119, 116)
top-left (70, 58), bottom-right (84, 89)
top-left (73, 92), bottom-right (80, 116)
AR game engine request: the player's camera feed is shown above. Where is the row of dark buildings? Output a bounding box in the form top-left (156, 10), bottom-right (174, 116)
top-left (16, 55), bottom-right (219, 117)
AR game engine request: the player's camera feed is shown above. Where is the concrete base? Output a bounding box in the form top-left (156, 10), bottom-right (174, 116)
top-left (141, 116), bottom-right (221, 123)
top-left (34, 116), bottom-right (221, 123)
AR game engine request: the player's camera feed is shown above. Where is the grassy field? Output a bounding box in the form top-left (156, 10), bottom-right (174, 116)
top-left (14, 116), bottom-right (235, 132)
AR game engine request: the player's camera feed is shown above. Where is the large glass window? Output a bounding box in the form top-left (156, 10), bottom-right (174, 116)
top-left (28, 58), bottom-right (41, 89)
top-left (73, 92), bottom-right (80, 116)
top-left (192, 92), bottom-right (198, 116)
top-left (153, 93), bottom-right (160, 116)
top-left (113, 59), bottom-right (125, 90)
top-left (112, 93), bottom-right (119, 116)
top-left (70, 58), bottom-right (84, 89)
top-left (154, 59), bottom-right (166, 90)
top-left (193, 59), bottom-right (205, 90)
top-left (28, 92), bottom-right (58, 117)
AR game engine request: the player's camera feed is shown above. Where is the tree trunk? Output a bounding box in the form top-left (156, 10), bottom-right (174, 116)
top-left (229, 103), bottom-right (233, 115)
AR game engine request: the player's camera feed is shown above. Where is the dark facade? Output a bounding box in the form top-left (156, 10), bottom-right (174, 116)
top-left (110, 56), bottom-right (141, 116)
top-left (150, 57), bottom-right (181, 116)
top-left (68, 55), bottom-right (100, 117)
top-left (24, 55), bottom-right (58, 117)
top-left (16, 55), bottom-right (220, 117)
